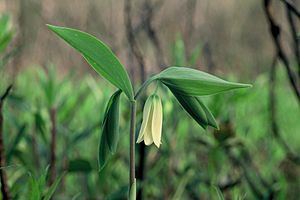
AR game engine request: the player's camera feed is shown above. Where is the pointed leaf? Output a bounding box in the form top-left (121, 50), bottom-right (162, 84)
top-left (27, 174), bottom-right (41, 200)
top-left (168, 85), bottom-right (218, 129)
top-left (169, 86), bottom-right (208, 129)
top-left (158, 67), bottom-right (251, 96)
top-left (135, 67), bottom-right (251, 99)
top-left (213, 186), bottom-right (225, 200)
top-left (98, 131), bottom-right (111, 171)
top-left (47, 25), bottom-right (134, 100)
top-left (44, 174), bottom-right (64, 200)
top-left (197, 99), bottom-right (219, 129)
top-left (99, 90), bottom-right (122, 170)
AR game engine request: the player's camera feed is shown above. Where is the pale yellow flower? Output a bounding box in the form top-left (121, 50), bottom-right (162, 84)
top-left (137, 94), bottom-right (163, 148)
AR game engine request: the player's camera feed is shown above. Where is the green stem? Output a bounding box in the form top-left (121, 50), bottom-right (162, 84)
top-left (129, 101), bottom-right (136, 189)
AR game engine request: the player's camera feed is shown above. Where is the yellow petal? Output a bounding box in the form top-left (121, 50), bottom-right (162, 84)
top-left (144, 128), bottom-right (153, 145)
top-left (151, 95), bottom-right (163, 148)
top-left (144, 101), bottom-right (154, 145)
top-left (137, 96), bottom-right (152, 143)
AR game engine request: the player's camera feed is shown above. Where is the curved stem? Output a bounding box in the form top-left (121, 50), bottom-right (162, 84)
top-left (134, 76), bottom-right (158, 100)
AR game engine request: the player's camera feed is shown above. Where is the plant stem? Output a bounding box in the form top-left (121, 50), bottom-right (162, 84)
top-left (129, 101), bottom-right (136, 188)
top-left (49, 107), bottom-right (57, 185)
top-left (0, 85), bottom-right (12, 200)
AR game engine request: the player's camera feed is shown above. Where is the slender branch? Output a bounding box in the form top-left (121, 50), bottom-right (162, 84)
top-left (224, 143), bottom-right (273, 199)
top-left (48, 107), bottom-right (57, 185)
top-left (280, 0), bottom-right (300, 19)
top-left (269, 55), bottom-right (300, 164)
top-left (0, 86), bottom-right (12, 102)
top-left (0, 85), bottom-right (12, 200)
top-left (129, 101), bottom-right (136, 188)
top-left (263, 0), bottom-right (300, 103)
top-left (142, 0), bottom-right (166, 68)
top-left (124, 0), bottom-right (146, 84)
top-left (285, 2), bottom-right (300, 77)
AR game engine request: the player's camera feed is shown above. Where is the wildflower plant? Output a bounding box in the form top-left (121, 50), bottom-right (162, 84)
top-left (47, 25), bottom-right (251, 199)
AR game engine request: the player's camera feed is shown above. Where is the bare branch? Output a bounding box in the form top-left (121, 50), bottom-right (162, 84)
top-left (0, 85), bottom-right (13, 200)
top-left (142, 0), bottom-right (166, 68)
top-left (280, 0), bottom-right (300, 19)
top-left (263, 0), bottom-right (300, 104)
top-left (285, 2), bottom-right (300, 76)
top-left (124, 0), bottom-right (146, 84)
top-left (269, 55), bottom-right (300, 165)
top-left (0, 86), bottom-right (12, 103)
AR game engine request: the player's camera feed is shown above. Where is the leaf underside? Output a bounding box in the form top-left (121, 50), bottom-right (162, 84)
top-left (168, 84), bottom-right (218, 129)
top-left (98, 90), bottom-right (122, 171)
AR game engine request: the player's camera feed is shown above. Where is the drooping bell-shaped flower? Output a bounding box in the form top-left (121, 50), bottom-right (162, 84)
top-left (137, 94), bottom-right (163, 148)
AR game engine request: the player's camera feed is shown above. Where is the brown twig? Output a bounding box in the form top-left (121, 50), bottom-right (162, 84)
top-left (263, 0), bottom-right (300, 104)
top-left (142, 0), bottom-right (166, 68)
top-left (280, 0), bottom-right (300, 19)
top-left (185, 0), bottom-right (197, 58)
top-left (0, 85), bottom-right (12, 200)
top-left (269, 55), bottom-right (300, 164)
top-left (124, 0), bottom-right (146, 84)
top-left (284, 2), bottom-right (300, 77)
top-left (48, 107), bottom-right (57, 185)
top-left (203, 42), bottom-right (216, 73)
top-left (224, 142), bottom-right (275, 199)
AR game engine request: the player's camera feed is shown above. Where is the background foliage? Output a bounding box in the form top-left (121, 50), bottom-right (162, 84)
top-left (1, 0), bottom-right (300, 199)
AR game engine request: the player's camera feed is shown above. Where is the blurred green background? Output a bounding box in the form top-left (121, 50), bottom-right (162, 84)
top-left (1, 0), bottom-right (300, 199)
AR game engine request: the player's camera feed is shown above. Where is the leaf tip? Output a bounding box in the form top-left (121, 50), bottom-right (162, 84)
top-left (46, 24), bottom-right (56, 30)
top-left (237, 83), bottom-right (253, 88)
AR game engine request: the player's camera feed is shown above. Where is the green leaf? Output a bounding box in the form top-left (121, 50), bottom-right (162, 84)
top-left (129, 179), bottom-right (136, 200)
top-left (168, 85), bottom-right (218, 129)
top-left (0, 14), bottom-right (14, 53)
top-left (0, 15), bottom-right (10, 37)
top-left (158, 67), bottom-right (252, 96)
top-left (6, 124), bottom-right (26, 162)
top-left (38, 65), bottom-right (57, 107)
top-left (47, 25), bottom-right (134, 100)
top-left (197, 98), bottom-right (219, 129)
top-left (43, 174), bottom-right (64, 200)
top-left (169, 87), bottom-right (207, 129)
top-left (135, 66), bottom-right (251, 99)
top-left (99, 90), bottom-right (122, 171)
top-left (188, 43), bottom-right (202, 66)
top-left (103, 90), bottom-right (122, 152)
top-left (213, 186), bottom-right (225, 200)
top-left (98, 132), bottom-right (111, 171)
top-left (68, 159), bottom-right (92, 173)
top-left (172, 33), bottom-right (186, 66)
top-left (27, 174), bottom-right (41, 200)
top-left (106, 186), bottom-right (128, 200)
top-left (0, 32), bottom-right (13, 53)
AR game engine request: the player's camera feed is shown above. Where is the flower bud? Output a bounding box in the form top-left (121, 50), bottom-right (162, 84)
top-left (137, 94), bottom-right (163, 148)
